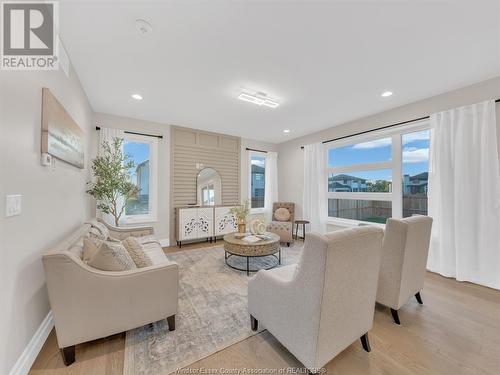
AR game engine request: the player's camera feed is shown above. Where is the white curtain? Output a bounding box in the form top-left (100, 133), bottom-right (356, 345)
top-left (303, 142), bottom-right (328, 233)
top-left (264, 151), bottom-right (279, 221)
top-left (427, 100), bottom-right (500, 290)
top-left (97, 127), bottom-right (125, 225)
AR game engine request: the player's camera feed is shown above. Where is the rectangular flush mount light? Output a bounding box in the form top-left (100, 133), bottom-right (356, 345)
top-left (238, 92), bottom-right (279, 108)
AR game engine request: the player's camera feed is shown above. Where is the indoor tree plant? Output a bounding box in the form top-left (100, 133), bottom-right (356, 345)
top-left (229, 200), bottom-right (250, 233)
top-left (86, 138), bottom-right (139, 227)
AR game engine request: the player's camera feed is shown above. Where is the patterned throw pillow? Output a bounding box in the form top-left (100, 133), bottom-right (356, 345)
top-left (274, 207), bottom-right (291, 221)
top-left (86, 219), bottom-right (110, 240)
top-left (122, 237), bottom-right (153, 268)
top-left (87, 241), bottom-right (137, 271)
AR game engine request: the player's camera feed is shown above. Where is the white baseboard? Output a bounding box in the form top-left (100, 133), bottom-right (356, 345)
top-left (8, 311), bottom-right (54, 375)
top-left (159, 238), bottom-right (170, 247)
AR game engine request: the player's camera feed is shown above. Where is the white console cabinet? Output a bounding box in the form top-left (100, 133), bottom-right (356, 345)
top-left (176, 206), bottom-right (238, 247)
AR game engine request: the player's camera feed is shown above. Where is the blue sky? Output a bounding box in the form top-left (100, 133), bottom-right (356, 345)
top-left (124, 141), bottom-right (150, 180)
top-left (328, 130), bottom-right (429, 181)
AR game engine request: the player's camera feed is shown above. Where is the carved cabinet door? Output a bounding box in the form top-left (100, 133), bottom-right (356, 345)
top-left (215, 207), bottom-right (238, 236)
top-left (197, 207), bottom-right (214, 238)
top-left (179, 208), bottom-right (199, 241)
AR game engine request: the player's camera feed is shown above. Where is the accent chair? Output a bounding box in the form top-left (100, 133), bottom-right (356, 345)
top-left (248, 226), bottom-right (384, 371)
top-left (376, 216), bottom-right (433, 325)
top-left (266, 202), bottom-right (295, 246)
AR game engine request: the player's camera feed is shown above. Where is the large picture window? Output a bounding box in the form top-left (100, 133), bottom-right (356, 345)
top-left (123, 134), bottom-right (158, 223)
top-left (250, 153), bottom-right (266, 209)
top-left (327, 123), bottom-right (429, 224)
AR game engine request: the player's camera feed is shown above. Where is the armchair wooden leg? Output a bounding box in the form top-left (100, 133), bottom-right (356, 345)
top-left (415, 292), bottom-right (423, 305)
top-left (167, 315), bottom-right (176, 331)
top-left (250, 315), bottom-right (258, 331)
top-left (360, 333), bottom-right (371, 352)
top-left (287, 242), bottom-right (290, 247)
top-left (61, 345), bottom-right (75, 366)
top-left (390, 308), bottom-right (401, 325)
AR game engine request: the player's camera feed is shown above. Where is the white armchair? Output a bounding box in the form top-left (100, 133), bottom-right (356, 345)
top-left (248, 226), bottom-right (384, 371)
top-left (376, 216), bottom-right (433, 325)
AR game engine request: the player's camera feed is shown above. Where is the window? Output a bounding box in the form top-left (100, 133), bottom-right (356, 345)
top-left (402, 129), bottom-right (430, 217)
top-left (123, 134), bottom-right (158, 223)
top-left (250, 153), bottom-right (266, 209)
top-left (326, 124), bottom-right (429, 224)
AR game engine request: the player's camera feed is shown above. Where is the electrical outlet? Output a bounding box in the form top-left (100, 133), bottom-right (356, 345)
top-left (5, 195), bottom-right (22, 217)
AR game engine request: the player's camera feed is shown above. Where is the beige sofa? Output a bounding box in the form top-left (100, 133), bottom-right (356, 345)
top-left (42, 219), bottom-right (178, 365)
top-left (248, 226), bottom-right (384, 371)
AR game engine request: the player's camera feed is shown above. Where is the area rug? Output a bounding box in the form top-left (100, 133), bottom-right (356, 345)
top-left (123, 244), bottom-right (302, 375)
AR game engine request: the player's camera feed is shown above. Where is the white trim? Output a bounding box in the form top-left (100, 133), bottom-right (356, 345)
top-left (159, 238), bottom-right (170, 247)
top-left (329, 160), bottom-right (392, 174)
top-left (8, 311), bottom-right (54, 375)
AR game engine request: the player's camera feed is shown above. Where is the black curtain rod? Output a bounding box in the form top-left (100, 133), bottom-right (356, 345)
top-left (95, 126), bottom-right (163, 139)
top-left (246, 147), bottom-right (268, 153)
top-left (300, 98), bottom-right (500, 149)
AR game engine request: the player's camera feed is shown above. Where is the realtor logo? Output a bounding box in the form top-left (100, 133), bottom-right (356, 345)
top-left (1, 1), bottom-right (58, 70)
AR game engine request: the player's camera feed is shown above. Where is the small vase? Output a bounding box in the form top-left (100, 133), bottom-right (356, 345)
top-left (238, 222), bottom-right (246, 234)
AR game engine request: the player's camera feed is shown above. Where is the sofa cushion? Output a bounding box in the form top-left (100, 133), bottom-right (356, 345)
top-left (88, 241), bottom-right (137, 271)
top-left (142, 242), bottom-right (169, 265)
top-left (122, 237), bottom-right (153, 268)
top-left (136, 235), bottom-right (161, 246)
top-left (274, 207), bottom-right (291, 222)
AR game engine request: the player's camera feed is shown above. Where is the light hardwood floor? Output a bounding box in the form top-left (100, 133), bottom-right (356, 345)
top-left (29, 242), bottom-right (500, 375)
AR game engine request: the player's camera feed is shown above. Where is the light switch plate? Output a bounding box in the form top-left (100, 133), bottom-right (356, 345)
top-left (6, 195), bottom-right (22, 217)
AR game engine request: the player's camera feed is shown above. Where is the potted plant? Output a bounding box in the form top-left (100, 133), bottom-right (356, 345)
top-left (230, 200), bottom-right (250, 233)
top-left (86, 138), bottom-right (140, 227)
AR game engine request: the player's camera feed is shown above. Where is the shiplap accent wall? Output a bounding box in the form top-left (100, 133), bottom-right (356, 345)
top-left (170, 126), bottom-right (241, 244)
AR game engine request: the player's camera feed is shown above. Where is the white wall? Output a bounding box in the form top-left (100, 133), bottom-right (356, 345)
top-left (0, 66), bottom-right (93, 374)
top-left (92, 113), bottom-right (171, 242)
top-left (278, 77), bottom-right (500, 221)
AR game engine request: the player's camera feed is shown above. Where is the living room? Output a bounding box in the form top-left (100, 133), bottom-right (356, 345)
top-left (1, 1), bottom-right (500, 375)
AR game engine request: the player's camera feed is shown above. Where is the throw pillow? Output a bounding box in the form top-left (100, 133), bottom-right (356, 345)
top-left (122, 237), bottom-right (153, 268)
top-left (83, 237), bottom-right (102, 262)
top-left (88, 241), bottom-right (137, 271)
top-left (274, 207), bottom-right (291, 221)
top-left (87, 219), bottom-right (110, 240)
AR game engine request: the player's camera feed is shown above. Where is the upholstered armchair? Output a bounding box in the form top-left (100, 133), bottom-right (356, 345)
top-left (248, 226), bottom-right (384, 371)
top-left (266, 202), bottom-right (295, 246)
top-left (376, 216), bottom-right (433, 325)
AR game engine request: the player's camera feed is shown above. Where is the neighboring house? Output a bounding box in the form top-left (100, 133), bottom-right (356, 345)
top-left (403, 172), bottom-right (428, 194)
top-left (136, 160), bottom-right (150, 199)
top-left (329, 174), bottom-right (367, 192)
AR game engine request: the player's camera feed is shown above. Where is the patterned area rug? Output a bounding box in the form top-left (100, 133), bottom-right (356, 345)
top-left (124, 244), bottom-right (302, 375)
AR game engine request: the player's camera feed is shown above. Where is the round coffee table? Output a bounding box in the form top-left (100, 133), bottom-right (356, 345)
top-left (223, 232), bottom-right (281, 276)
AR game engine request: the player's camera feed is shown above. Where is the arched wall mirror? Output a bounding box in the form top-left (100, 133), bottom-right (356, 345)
top-left (197, 167), bottom-right (222, 206)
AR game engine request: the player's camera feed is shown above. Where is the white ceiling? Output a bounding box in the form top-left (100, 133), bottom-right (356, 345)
top-left (59, 0), bottom-right (500, 143)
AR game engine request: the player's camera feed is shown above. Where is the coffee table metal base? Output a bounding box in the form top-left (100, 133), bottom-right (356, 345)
top-left (225, 250), bottom-right (281, 276)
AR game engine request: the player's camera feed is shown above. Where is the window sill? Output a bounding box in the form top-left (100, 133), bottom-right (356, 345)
top-left (250, 208), bottom-right (266, 215)
top-left (326, 217), bottom-right (386, 229)
top-left (120, 216), bottom-right (157, 225)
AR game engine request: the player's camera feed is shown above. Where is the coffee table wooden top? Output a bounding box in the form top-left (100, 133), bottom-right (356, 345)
top-left (223, 232), bottom-right (280, 257)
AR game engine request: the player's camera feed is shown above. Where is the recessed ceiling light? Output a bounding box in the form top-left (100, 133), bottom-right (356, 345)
top-left (131, 94), bottom-right (143, 100)
top-left (381, 91), bottom-right (393, 97)
top-left (283, 129), bottom-right (290, 133)
top-left (238, 91), bottom-right (280, 108)
top-left (135, 19), bottom-right (153, 35)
